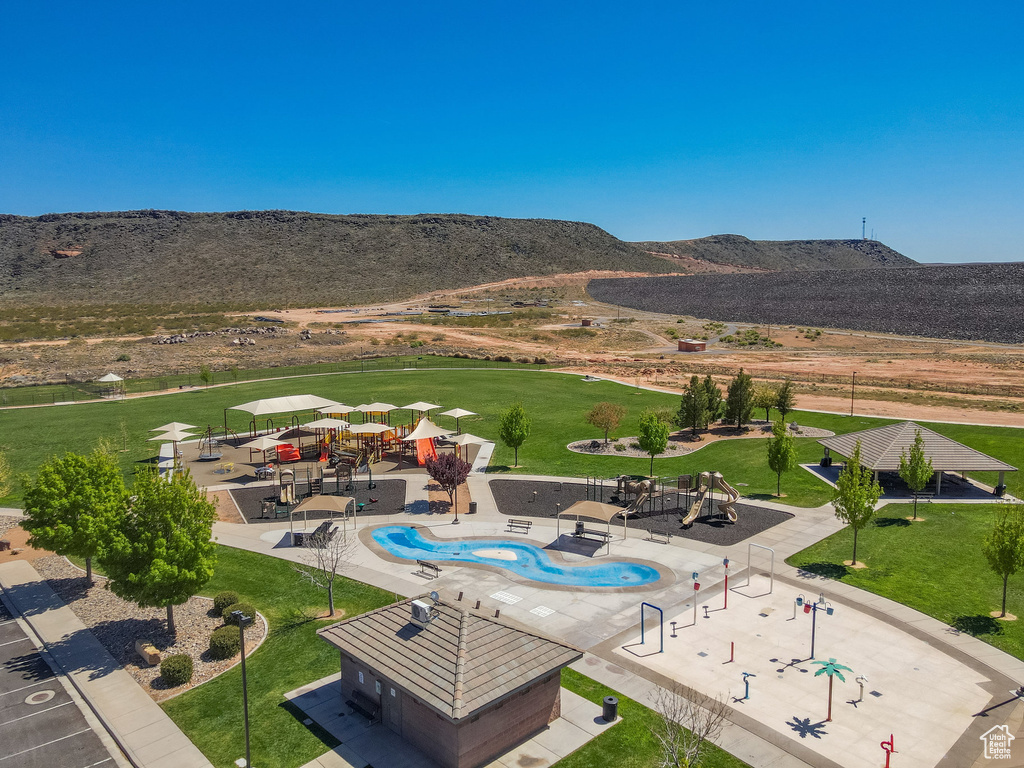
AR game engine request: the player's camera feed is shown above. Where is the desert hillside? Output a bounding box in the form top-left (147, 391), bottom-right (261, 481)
top-left (638, 234), bottom-right (914, 271)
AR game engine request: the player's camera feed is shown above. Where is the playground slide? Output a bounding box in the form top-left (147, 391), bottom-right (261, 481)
top-left (416, 438), bottom-right (438, 466)
top-left (681, 488), bottom-right (710, 526)
top-left (623, 488), bottom-right (651, 517)
top-left (713, 475), bottom-right (741, 522)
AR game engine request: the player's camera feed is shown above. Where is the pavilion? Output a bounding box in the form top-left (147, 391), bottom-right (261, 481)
top-left (817, 421), bottom-right (1016, 496)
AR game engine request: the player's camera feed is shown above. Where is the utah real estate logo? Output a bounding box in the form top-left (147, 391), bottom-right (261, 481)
top-left (981, 724), bottom-right (1014, 760)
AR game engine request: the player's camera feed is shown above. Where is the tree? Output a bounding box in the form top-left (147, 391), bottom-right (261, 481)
top-left (498, 402), bottom-right (531, 467)
top-left (101, 470), bottom-right (217, 634)
top-left (425, 451), bottom-right (471, 504)
top-left (983, 508), bottom-right (1024, 618)
top-left (724, 369), bottom-right (754, 430)
top-left (650, 684), bottom-right (728, 768)
top-left (637, 409), bottom-right (670, 477)
top-left (22, 449), bottom-right (127, 585)
top-left (676, 376), bottom-right (708, 438)
top-left (702, 375), bottom-right (722, 426)
top-left (775, 379), bottom-right (796, 421)
top-left (752, 383), bottom-right (778, 423)
top-left (199, 363), bottom-right (212, 387)
top-left (898, 429), bottom-right (933, 520)
top-left (766, 419), bottom-right (797, 497)
top-left (0, 451), bottom-right (11, 498)
top-left (586, 401), bottom-right (626, 444)
top-left (831, 442), bottom-right (881, 566)
top-left (292, 527), bottom-right (356, 617)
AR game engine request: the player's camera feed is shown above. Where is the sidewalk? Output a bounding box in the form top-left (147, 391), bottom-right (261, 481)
top-left (0, 560), bottom-right (213, 768)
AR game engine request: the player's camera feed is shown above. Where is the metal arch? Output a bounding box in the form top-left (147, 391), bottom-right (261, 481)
top-left (640, 602), bottom-right (664, 653)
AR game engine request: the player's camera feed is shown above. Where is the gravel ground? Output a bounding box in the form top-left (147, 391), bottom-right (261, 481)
top-left (0, 515), bottom-right (21, 540)
top-left (230, 478), bottom-right (406, 523)
top-left (32, 555), bottom-right (266, 703)
top-left (489, 479), bottom-right (792, 547)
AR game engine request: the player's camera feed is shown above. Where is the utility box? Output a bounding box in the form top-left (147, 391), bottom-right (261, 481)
top-left (678, 339), bottom-right (707, 352)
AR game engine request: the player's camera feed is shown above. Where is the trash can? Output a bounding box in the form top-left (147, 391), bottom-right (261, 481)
top-left (602, 696), bottom-right (618, 722)
top-left (468, 501), bottom-right (478, 514)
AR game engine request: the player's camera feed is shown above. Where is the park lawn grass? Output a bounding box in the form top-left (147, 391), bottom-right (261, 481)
top-left (1, 368), bottom-right (1021, 508)
top-left (161, 545), bottom-right (395, 768)
top-left (555, 669), bottom-right (748, 768)
top-left (786, 503), bottom-right (1024, 660)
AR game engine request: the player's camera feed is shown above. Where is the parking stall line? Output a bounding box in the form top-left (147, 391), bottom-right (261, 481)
top-left (0, 679), bottom-right (51, 699)
top-left (0, 727), bottom-right (93, 762)
top-left (0, 637), bottom-right (32, 649)
top-left (0, 699), bottom-right (73, 727)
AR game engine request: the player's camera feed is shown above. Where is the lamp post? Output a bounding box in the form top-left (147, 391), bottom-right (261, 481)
top-left (453, 444), bottom-right (461, 525)
top-left (850, 372), bottom-right (857, 416)
top-left (232, 610), bottom-right (253, 768)
top-left (796, 592), bottom-right (834, 659)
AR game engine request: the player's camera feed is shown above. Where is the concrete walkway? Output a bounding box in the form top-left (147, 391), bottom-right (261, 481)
top-left (0, 560), bottom-right (214, 768)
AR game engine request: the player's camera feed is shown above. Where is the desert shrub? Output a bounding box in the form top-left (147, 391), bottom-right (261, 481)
top-left (160, 654), bottom-right (194, 686)
top-left (213, 591), bottom-right (239, 614)
top-left (116, 353), bottom-right (130, 362)
top-left (614, 444), bottom-right (627, 452)
top-left (495, 355), bottom-right (513, 363)
top-left (517, 357), bottom-right (531, 364)
top-left (222, 602), bottom-right (256, 625)
top-left (209, 625), bottom-right (240, 660)
top-left (410, 340), bottom-right (425, 348)
top-left (533, 357), bottom-right (547, 364)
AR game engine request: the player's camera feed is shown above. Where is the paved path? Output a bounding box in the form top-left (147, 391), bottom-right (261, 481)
top-left (0, 560), bottom-right (213, 768)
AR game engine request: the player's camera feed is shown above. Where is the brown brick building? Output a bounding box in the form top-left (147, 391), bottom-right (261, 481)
top-left (317, 596), bottom-right (583, 768)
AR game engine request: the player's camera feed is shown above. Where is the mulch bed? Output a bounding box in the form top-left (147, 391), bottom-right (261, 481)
top-left (230, 478), bottom-right (406, 523)
top-left (489, 479), bottom-right (792, 547)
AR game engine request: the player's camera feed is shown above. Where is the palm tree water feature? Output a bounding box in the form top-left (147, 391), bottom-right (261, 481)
top-left (370, 525), bottom-right (663, 587)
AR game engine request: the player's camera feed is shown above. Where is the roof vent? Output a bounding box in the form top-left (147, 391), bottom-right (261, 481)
top-left (411, 599), bottom-right (435, 627)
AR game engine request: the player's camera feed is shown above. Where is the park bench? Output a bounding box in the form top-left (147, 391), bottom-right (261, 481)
top-left (417, 560), bottom-right (441, 579)
top-left (292, 521), bottom-right (337, 547)
top-left (506, 518), bottom-right (533, 534)
top-left (348, 690), bottom-right (380, 722)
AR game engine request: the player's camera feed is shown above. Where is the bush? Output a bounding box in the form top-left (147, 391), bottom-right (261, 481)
top-left (533, 357), bottom-right (547, 364)
top-left (209, 625), bottom-right (241, 660)
top-left (160, 654), bottom-right (194, 686)
top-left (115, 353), bottom-right (131, 362)
top-left (614, 443), bottom-right (627, 452)
top-left (213, 591), bottom-right (240, 614)
top-left (223, 602), bottom-right (256, 625)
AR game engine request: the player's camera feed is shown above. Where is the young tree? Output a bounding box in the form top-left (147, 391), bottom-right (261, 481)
top-left (498, 402), bottom-right (531, 467)
top-left (775, 379), bottom-right (796, 421)
top-left (766, 419), bottom-right (797, 496)
top-left (199, 363), bottom-right (212, 387)
top-left (650, 684), bottom-right (728, 768)
top-left (724, 369), bottom-right (754, 430)
top-left (0, 451), bottom-right (11, 498)
top-left (586, 401), bottom-right (626, 444)
top-left (898, 429), bottom-right (933, 520)
top-left (702, 375), bottom-right (722, 426)
top-left (983, 508), bottom-right (1024, 618)
top-left (101, 470), bottom-right (217, 634)
top-left (677, 376), bottom-right (709, 438)
top-left (22, 449), bottom-right (127, 585)
top-left (752, 383), bottom-right (779, 423)
top-left (832, 442), bottom-right (881, 566)
top-left (637, 409), bottom-right (670, 477)
top-left (425, 451), bottom-right (471, 504)
top-left (292, 527), bottom-right (356, 617)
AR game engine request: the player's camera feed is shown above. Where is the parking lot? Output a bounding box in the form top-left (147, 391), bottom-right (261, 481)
top-left (0, 599), bottom-right (120, 768)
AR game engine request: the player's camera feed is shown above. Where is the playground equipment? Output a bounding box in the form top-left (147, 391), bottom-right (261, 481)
top-left (741, 672), bottom-right (755, 701)
top-left (881, 734), bottom-right (897, 767)
top-left (797, 593), bottom-right (835, 659)
top-left (278, 468), bottom-right (297, 507)
top-left (640, 602), bottom-right (664, 653)
top-left (744, 543), bottom-right (776, 595)
top-left (681, 471), bottom-right (740, 526)
top-left (416, 438), bottom-right (438, 466)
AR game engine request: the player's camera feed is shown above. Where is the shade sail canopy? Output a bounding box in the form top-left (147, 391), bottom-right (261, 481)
top-left (240, 436), bottom-right (286, 451)
top-left (149, 428), bottom-right (195, 442)
top-left (150, 422), bottom-right (197, 432)
top-left (97, 373), bottom-right (123, 382)
top-left (292, 495), bottom-right (355, 516)
top-left (439, 408), bottom-right (477, 419)
top-left (317, 403), bottom-right (355, 414)
top-left (818, 422), bottom-right (1017, 473)
top-left (278, 426), bottom-right (319, 441)
top-left (448, 432), bottom-right (488, 447)
top-left (230, 395), bottom-right (343, 416)
top-left (558, 500), bottom-right (627, 524)
top-left (401, 401), bottom-right (441, 412)
top-left (303, 418), bottom-right (351, 430)
top-left (355, 402), bottom-right (398, 413)
top-left (402, 419), bottom-right (452, 441)
top-left (348, 422), bottom-right (394, 435)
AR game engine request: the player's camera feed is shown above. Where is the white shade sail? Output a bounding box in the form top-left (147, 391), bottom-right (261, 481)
top-left (303, 418), bottom-right (351, 430)
top-left (402, 419), bottom-right (452, 441)
top-left (149, 428), bottom-right (196, 442)
top-left (355, 402), bottom-right (398, 413)
top-left (447, 432), bottom-right (488, 447)
top-left (348, 422), bottom-right (394, 435)
top-left (240, 436), bottom-right (287, 451)
top-left (150, 422), bottom-right (197, 432)
top-left (402, 401), bottom-right (441, 412)
top-left (439, 408), bottom-right (477, 419)
top-left (318, 404), bottom-right (355, 415)
top-left (97, 373), bottom-right (123, 382)
top-left (230, 395), bottom-right (344, 416)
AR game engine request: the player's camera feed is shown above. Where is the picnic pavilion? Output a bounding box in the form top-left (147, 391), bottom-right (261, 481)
top-left (817, 421), bottom-right (1016, 496)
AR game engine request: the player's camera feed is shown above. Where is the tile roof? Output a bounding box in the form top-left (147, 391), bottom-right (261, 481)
top-left (817, 422), bottom-right (1016, 472)
top-left (317, 596), bottom-right (582, 720)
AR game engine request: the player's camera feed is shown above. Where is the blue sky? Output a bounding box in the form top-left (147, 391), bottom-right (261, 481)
top-left (2, 2), bottom-right (1021, 262)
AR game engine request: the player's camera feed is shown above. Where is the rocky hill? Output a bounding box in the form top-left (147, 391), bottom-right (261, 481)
top-left (637, 234), bottom-right (915, 271)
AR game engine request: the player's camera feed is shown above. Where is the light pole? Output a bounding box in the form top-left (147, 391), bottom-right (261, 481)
top-left (453, 444), bottom-right (461, 525)
top-left (850, 372), bottom-right (857, 416)
top-left (232, 610), bottom-right (253, 768)
top-left (796, 593), bottom-right (834, 659)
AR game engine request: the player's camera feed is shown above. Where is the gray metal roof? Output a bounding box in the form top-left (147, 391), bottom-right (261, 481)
top-left (817, 422), bottom-right (1016, 472)
top-left (317, 596), bottom-right (582, 720)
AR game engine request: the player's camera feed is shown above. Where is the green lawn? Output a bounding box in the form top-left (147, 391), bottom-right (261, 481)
top-left (555, 669), bottom-right (748, 768)
top-left (161, 546), bottom-right (395, 768)
top-left (787, 503), bottom-right (1024, 660)
top-left (2, 368), bottom-right (1021, 508)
